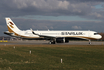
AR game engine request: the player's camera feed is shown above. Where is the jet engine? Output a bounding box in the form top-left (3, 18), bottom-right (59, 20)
top-left (56, 37), bottom-right (69, 43)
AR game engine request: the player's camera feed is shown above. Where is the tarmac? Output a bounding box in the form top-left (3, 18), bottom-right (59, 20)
top-left (0, 40), bottom-right (104, 45)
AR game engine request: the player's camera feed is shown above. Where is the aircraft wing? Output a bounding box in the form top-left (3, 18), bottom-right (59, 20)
top-left (37, 34), bottom-right (56, 38)
top-left (31, 28), bottom-right (56, 38)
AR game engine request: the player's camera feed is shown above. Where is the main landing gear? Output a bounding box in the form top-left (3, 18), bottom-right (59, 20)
top-left (49, 38), bottom-right (57, 44)
top-left (49, 41), bottom-right (56, 44)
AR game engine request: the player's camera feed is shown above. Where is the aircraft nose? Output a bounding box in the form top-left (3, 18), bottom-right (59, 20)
top-left (98, 35), bottom-right (102, 39)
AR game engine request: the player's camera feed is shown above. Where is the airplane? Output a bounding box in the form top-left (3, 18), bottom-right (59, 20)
top-left (4, 18), bottom-right (102, 44)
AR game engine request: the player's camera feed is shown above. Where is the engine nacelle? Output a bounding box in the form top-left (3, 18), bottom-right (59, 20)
top-left (56, 37), bottom-right (69, 43)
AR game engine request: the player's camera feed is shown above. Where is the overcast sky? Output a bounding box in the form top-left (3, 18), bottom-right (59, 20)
top-left (0, 0), bottom-right (104, 36)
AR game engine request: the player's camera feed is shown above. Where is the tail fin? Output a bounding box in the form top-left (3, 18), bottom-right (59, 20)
top-left (5, 18), bottom-right (21, 33)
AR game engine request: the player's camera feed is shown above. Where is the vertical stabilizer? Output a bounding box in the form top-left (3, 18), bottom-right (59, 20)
top-left (5, 18), bottom-right (21, 33)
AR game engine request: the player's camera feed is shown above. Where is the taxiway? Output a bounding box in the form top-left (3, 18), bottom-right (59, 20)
top-left (0, 40), bottom-right (103, 45)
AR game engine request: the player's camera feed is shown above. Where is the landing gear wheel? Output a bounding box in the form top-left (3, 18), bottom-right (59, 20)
top-left (89, 40), bottom-right (91, 44)
top-left (51, 41), bottom-right (55, 44)
top-left (89, 42), bottom-right (91, 44)
top-left (49, 41), bottom-right (52, 44)
top-left (49, 41), bottom-right (56, 44)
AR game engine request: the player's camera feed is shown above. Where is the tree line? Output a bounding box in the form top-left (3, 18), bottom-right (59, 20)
top-left (99, 33), bottom-right (104, 41)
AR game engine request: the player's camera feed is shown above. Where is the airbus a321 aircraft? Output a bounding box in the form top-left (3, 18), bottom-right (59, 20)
top-left (4, 18), bottom-right (102, 44)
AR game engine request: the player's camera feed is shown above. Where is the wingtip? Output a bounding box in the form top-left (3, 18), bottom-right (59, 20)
top-left (30, 28), bottom-right (33, 32)
top-left (30, 28), bottom-right (35, 34)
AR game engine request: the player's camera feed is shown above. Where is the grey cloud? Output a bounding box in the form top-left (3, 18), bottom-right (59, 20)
top-left (66, 0), bottom-right (104, 2)
top-left (0, 0), bottom-right (104, 36)
top-left (0, 0), bottom-right (103, 21)
top-left (0, 0), bottom-right (95, 16)
top-left (72, 26), bottom-right (82, 29)
top-left (0, 0), bottom-right (103, 20)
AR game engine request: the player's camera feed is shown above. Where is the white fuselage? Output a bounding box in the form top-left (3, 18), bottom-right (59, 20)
top-left (16, 30), bottom-right (101, 40)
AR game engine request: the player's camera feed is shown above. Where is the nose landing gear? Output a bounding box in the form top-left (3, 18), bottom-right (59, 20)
top-left (89, 40), bottom-right (91, 44)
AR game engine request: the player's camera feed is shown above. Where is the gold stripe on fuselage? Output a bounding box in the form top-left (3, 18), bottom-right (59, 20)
top-left (7, 25), bottom-right (97, 40)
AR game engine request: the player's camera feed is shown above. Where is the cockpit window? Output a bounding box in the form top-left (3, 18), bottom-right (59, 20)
top-left (94, 33), bottom-right (99, 35)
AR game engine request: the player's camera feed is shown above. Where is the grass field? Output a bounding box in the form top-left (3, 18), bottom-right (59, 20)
top-left (0, 45), bottom-right (104, 70)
